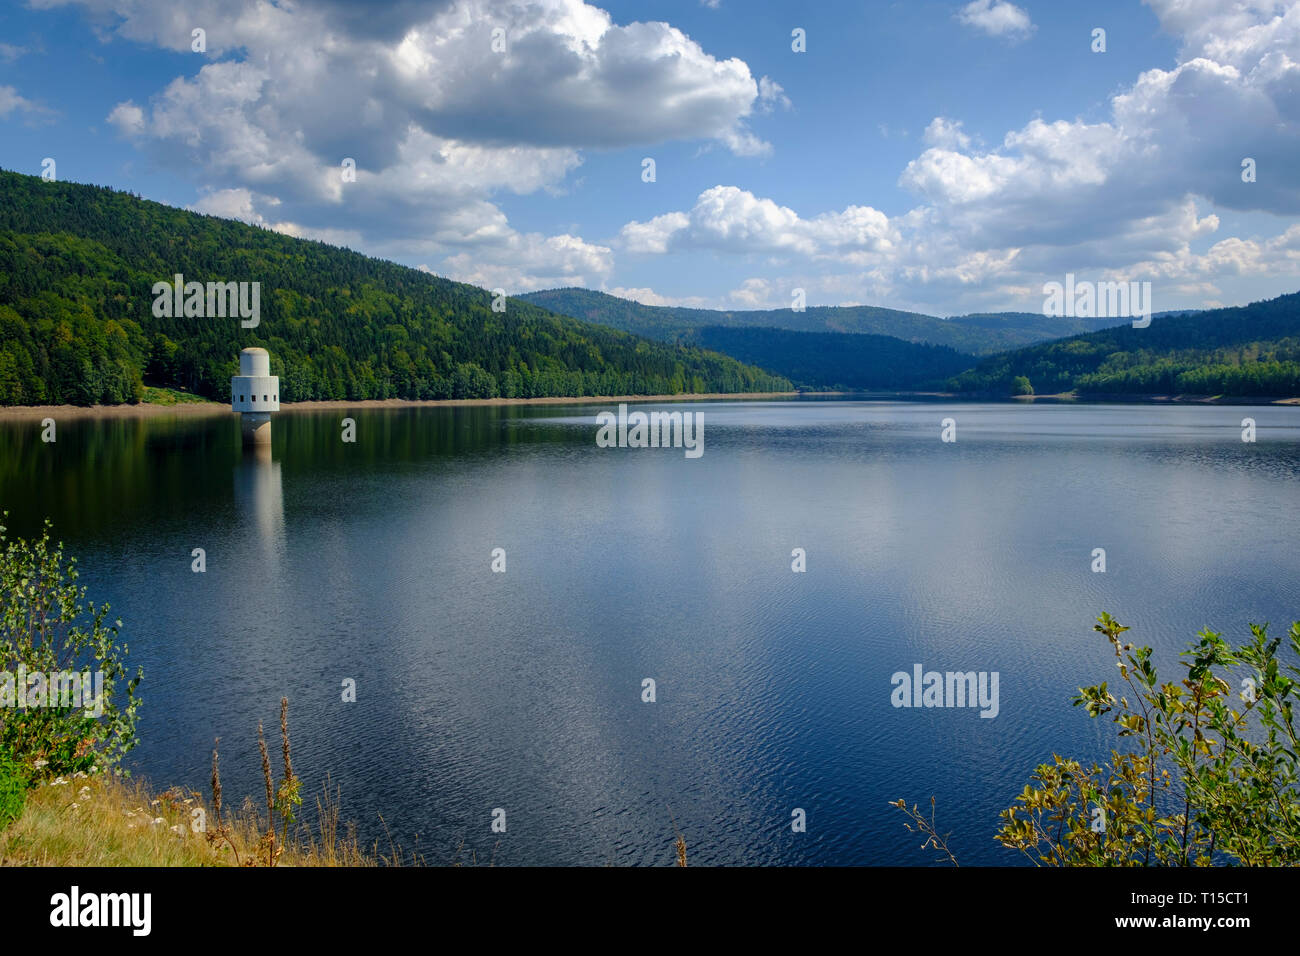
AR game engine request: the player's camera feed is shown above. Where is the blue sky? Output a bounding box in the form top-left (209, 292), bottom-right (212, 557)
top-left (2, 0), bottom-right (1299, 316)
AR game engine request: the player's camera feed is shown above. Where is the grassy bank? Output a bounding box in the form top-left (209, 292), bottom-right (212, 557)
top-left (0, 694), bottom-right (433, 867)
top-left (0, 770), bottom-right (386, 867)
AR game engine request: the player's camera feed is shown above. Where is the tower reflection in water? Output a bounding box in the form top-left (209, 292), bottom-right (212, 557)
top-left (232, 439), bottom-right (285, 571)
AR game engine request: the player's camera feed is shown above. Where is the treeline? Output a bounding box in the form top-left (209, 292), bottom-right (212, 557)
top-left (1077, 359), bottom-right (1300, 396)
top-left (690, 325), bottom-right (974, 390)
top-left (949, 295), bottom-right (1300, 396)
top-left (0, 170), bottom-right (790, 406)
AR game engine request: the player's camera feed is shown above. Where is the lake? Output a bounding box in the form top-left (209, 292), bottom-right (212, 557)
top-left (2, 399), bottom-right (1298, 865)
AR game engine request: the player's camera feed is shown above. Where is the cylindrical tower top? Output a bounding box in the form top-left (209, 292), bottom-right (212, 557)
top-left (240, 348), bottom-right (270, 377)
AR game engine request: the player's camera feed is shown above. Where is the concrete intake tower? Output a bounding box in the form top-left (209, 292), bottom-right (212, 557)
top-left (232, 347), bottom-right (279, 445)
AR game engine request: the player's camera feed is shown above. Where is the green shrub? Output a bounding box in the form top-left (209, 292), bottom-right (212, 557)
top-left (0, 749), bottom-right (28, 829)
top-left (0, 515), bottom-right (142, 779)
top-left (998, 613), bottom-right (1300, 865)
top-left (896, 613), bottom-right (1300, 865)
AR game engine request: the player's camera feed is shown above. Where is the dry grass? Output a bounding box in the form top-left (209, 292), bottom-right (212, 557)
top-left (0, 770), bottom-right (394, 867)
top-left (1, 773), bottom-right (220, 866)
top-left (0, 699), bottom-right (421, 867)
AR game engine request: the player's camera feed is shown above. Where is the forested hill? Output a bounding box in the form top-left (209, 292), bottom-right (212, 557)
top-left (519, 287), bottom-right (1121, 355)
top-left (0, 170), bottom-right (790, 406)
top-left (691, 326), bottom-right (973, 390)
top-left (948, 292), bottom-right (1300, 396)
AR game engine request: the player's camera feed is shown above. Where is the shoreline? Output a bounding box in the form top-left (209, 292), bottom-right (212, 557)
top-left (2, 389), bottom-right (1298, 421)
top-left (0, 392), bottom-right (798, 421)
top-left (1012, 391), bottom-right (1300, 406)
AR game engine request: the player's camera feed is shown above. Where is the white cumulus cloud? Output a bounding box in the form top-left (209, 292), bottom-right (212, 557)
top-left (956, 0), bottom-right (1035, 40)
top-left (40, 0), bottom-right (782, 284)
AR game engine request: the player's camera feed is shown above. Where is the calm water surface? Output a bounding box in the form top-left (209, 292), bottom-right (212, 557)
top-left (2, 399), bottom-right (1298, 865)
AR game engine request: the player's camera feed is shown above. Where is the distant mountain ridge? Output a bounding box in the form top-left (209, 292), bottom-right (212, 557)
top-left (518, 287), bottom-right (1300, 398)
top-left (518, 287), bottom-right (1131, 356)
